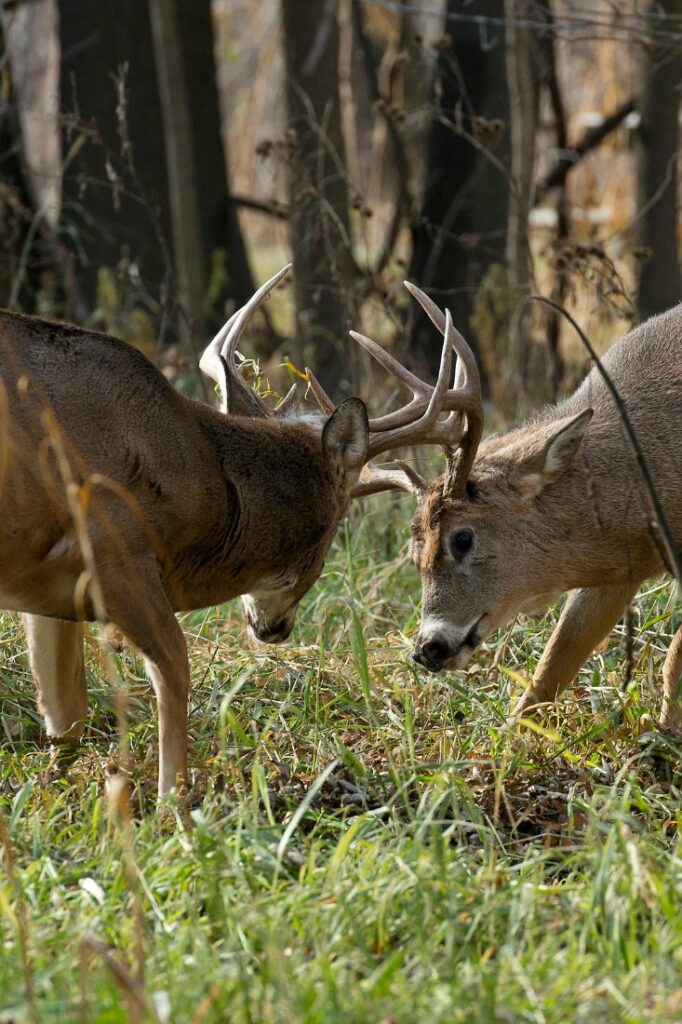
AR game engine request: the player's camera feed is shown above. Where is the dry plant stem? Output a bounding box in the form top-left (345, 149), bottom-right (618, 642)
top-left (0, 808), bottom-right (37, 1023)
top-left (83, 933), bottom-right (159, 1024)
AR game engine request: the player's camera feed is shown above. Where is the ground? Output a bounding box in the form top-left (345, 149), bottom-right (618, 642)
top-left (0, 499), bottom-right (680, 1023)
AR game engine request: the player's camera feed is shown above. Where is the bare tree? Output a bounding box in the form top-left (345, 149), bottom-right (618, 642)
top-left (637, 0), bottom-right (682, 321)
top-left (281, 0), bottom-right (355, 390)
top-left (58, 0), bottom-right (174, 323)
top-left (149, 0), bottom-right (255, 339)
top-left (20, 0), bottom-right (257, 341)
top-left (407, 0), bottom-right (510, 383)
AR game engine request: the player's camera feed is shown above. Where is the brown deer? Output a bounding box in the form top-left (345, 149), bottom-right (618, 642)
top-left (343, 285), bottom-right (682, 736)
top-left (0, 267), bottom-right (471, 798)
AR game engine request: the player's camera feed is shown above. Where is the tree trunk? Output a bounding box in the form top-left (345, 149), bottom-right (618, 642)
top-left (504, 0), bottom-right (540, 397)
top-left (280, 0), bottom-right (355, 390)
top-left (4, 0), bottom-right (67, 314)
top-left (637, 0), bottom-right (682, 321)
top-left (59, 0), bottom-right (254, 341)
top-left (407, 0), bottom-right (509, 384)
top-left (59, 0), bottom-right (174, 324)
top-left (149, 0), bottom-right (255, 339)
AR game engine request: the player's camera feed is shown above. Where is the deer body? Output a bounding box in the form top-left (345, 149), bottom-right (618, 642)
top-left (0, 286), bottom-right (371, 797)
top-left (408, 303), bottom-right (682, 733)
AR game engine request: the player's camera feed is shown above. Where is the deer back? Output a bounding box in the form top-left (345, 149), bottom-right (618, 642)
top-left (0, 309), bottom-right (366, 627)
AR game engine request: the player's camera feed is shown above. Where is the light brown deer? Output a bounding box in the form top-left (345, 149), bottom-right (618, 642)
top-left (0, 267), bottom-right (472, 798)
top-left (344, 285), bottom-right (682, 735)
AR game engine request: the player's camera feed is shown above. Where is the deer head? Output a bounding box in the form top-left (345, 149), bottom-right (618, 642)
top-left (310, 283), bottom-right (594, 675)
top-left (199, 265), bottom-right (369, 643)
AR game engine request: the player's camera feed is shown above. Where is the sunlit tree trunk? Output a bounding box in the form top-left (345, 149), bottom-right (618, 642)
top-left (504, 0), bottom-right (540, 396)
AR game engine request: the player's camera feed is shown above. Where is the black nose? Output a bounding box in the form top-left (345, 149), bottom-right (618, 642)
top-left (422, 638), bottom-right (449, 663)
top-left (256, 618), bottom-right (293, 644)
top-left (413, 637), bottom-right (450, 672)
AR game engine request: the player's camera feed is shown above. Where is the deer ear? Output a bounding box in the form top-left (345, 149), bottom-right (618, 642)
top-left (513, 408), bottom-right (593, 496)
top-left (322, 398), bottom-right (369, 488)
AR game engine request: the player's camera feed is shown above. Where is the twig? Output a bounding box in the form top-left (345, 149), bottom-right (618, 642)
top-left (537, 98), bottom-right (636, 195)
top-left (231, 193), bottom-right (289, 220)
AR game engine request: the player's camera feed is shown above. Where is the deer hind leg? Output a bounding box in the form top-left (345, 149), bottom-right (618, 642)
top-left (512, 582), bottom-right (637, 719)
top-left (658, 623), bottom-right (682, 738)
top-left (22, 614), bottom-right (88, 741)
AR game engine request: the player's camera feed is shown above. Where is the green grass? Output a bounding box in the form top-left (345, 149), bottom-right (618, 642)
top-left (0, 501), bottom-right (681, 1023)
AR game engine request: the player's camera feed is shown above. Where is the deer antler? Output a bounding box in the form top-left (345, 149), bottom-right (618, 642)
top-left (306, 283), bottom-right (483, 498)
top-left (199, 264), bottom-right (292, 418)
top-left (403, 282), bottom-right (483, 498)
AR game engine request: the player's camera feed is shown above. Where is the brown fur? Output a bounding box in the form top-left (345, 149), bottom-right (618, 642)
top-left (411, 306), bottom-right (682, 731)
top-left (0, 310), bottom-right (368, 796)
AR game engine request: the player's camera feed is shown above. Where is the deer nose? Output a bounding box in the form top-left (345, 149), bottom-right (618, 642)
top-left (413, 635), bottom-right (451, 672)
top-left (255, 617), bottom-right (294, 644)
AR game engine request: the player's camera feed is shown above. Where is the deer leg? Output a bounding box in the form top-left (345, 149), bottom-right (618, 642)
top-left (512, 582), bottom-right (637, 718)
top-left (22, 615), bottom-right (87, 741)
top-left (104, 580), bottom-right (190, 800)
top-left (659, 623), bottom-right (682, 738)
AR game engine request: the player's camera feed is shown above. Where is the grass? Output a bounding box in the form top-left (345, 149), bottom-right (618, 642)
top-left (0, 499), bottom-right (681, 1023)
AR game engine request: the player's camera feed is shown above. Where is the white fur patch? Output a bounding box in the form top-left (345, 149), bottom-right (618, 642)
top-left (419, 616), bottom-right (462, 647)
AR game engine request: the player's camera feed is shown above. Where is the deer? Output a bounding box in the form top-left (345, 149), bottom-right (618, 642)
top-left (0, 266), bottom-right (476, 799)
top-left (333, 284), bottom-right (682, 737)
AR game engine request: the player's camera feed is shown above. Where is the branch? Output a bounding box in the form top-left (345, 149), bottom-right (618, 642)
top-left (231, 193), bottom-right (289, 221)
top-left (537, 98), bottom-right (636, 195)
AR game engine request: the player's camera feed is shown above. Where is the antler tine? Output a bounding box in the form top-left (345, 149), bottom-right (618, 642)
top-left (349, 329), bottom-right (427, 393)
top-left (348, 329), bottom-right (428, 430)
top-left (198, 309), bottom-right (240, 387)
top-left (350, 463), bottom-right (422, 498)
top-left (274, 383), bottom-right (298, 417)
top-left (305, 367), bottom-right (336, 415)
top-left (404, 280), bottom-right (445, 333)
top-left (220, 263), bottom-right (292, 368)
top-left (404, 280), bottom-right (482, 412)
top-left (199, 264), bottom-right (292, 418)
top-left (402, 283), bottom-right (484, 498)
top-left (364, 310), bottom-right (459, 459)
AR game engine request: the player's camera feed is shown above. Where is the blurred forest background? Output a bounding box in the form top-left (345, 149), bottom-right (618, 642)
top-left (1, 0), bottom-right (681, 417)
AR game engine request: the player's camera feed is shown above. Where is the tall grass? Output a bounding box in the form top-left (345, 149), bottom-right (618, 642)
top-left (0, 500), bottom-right (680, 1023)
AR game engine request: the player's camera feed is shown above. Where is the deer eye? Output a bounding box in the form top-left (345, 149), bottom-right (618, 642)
top-left (450, 529), bottom-right (473, 557)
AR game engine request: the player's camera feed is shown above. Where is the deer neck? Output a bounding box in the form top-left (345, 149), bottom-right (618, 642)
top-left (166, 411), bottom-right (335, 610)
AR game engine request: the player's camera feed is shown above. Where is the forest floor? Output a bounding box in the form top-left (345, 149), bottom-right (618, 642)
top-left (0, 496), bottom-right (680, 1023)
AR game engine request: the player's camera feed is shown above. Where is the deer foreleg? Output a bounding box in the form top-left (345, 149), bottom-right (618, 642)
top-left (105, 577), bottom-right (190, 800)
top-left (659, 623), bottom-right (682, 738)
top-left (23, 615), bottom-right (87, 741)
top-left (512, 582), bottom-right (637, 719)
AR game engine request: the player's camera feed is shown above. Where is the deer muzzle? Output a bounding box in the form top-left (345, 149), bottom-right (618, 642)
top-left (413, 615), bottom-right (486, 672)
